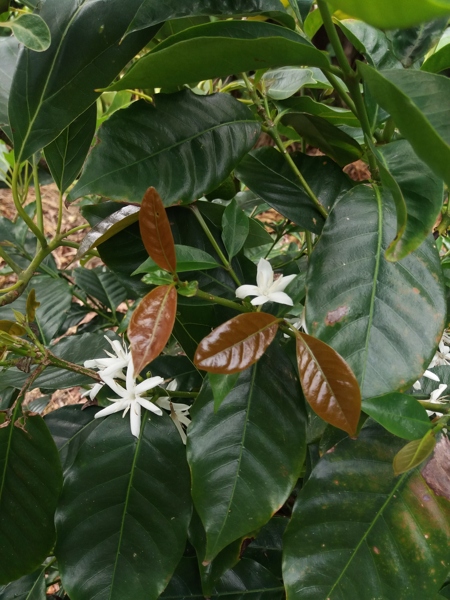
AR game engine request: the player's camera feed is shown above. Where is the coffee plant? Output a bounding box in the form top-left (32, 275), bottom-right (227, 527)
top-left (1, 0), bottom-right (450, 598)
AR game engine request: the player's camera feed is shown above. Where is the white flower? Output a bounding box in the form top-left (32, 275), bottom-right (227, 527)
top-left (95, 360), bottom-right (164, 437)
top-left (430, 383), bottom-right (447, 403)
top-left (81, 382), bottom-right (104, 401)
top-left (84, 336), bottom-right (130, 379)
top-left (155, 380), bottom-right (191, 444)
top-left (428, 334), bottom-right (450, 368)
top-left (235, 258), bottom-right (296, 306)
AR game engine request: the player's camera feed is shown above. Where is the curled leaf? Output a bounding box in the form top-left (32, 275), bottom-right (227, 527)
top-left (26, 289), bottom-right (40, 322)
top-left (194, 312), bottom-right (279, 374)
top-left (129, 285), bottom-right (177, 375)
top-left (393, 431), bottom-right (437, 476)
top-left (296, 331), bottom-right (361, 436)
top-left (139, 187), bottom-right (176, 274)
top-left (0, 320), bottom-right (26, 337)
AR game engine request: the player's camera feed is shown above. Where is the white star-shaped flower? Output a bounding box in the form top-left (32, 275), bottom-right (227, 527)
top-left (84, 336), bottom-right (130, 379)
top-left (235, 258), bottom-right (296, 306)
top-left (95, 360), bottom-right (164, 437)
top-left (155, 381), bottom-right (191, 444)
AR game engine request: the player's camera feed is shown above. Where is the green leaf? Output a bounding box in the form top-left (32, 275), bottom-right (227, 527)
top-left (281, 112), bottom-right (363, 166)
top-left (208, 372), bottom-right (240, 412)
top-left (0, 566), bottom-right (45, 600)
top-left (213, 559), bottom-right (284, 598)
top-left (362, 393), bottom-right (432, 440)
top-left (283, 422), bottom-right (450, 599)
top-left (306, 185), bottom-right (446, 399)
top-left (44, 103), bottom-right (97, 192)
top-left (0, 414), bottom-right (62, 584)
top-left (106, 21), bottom-right (329, 92)
top-left (376, 139), bottom-right (444, 261)
top-left (326, 0), bottom-right (450, 29)
top-left (422, 27), bottom-right (450, 72)
top-left (0, 275), bottom-right (72, 344)
top-left (135, 245), bottom-right (219, 275)
top-left (359, 63), bottom-right (450, 188)
top-left (279, 95), bottom-right (360, 127)
top-left (1, 14), bottom-right (50, 52)
top-left (74, 267), bottom-right (127, 312)
top-left (393, 431), bottom-right (437, 475)
top-left (56, 411), bottom-right (191, 600)
top-left (0, 35), bottom-right (20, 134)
top-left (244, 516), bottom-right (288, 578)
top-left (188, 341), bottom-right (307, 561)
top-left (9, 0), bottom-right (160, 161)
top-left (261, 67), bottom-right (317, 100)
top-left (125, 0), bottom-right (289, 36)
top-left (336, 19), bottom-right (400, 69)
top-left (222, 199), bottom-right (250, 259)
top-left (387, 18), bottom-right (448, 68)
top-left (235, 148), bottom-right (352, 232)
top-left (69, 91), bottom-right (260, 206)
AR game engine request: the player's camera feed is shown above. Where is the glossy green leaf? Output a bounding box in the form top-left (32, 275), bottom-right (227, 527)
top-left (188, 341), bottom-right (307, 561)
top-left (74, 267), bottom-right (127, 313)
top-left (209, 372), bottom-right (240, 411)
top-left (279, 95), bottom-right (359, 127)
top-left (125, 0), bottom-right (289, 36)
top-left (283, 422), bottom-right (450, 599)
top-left (107, 21), bottom-right (329, 92)
top-left (135, 245), bottom-right (220, 274)
top-left (9, 0), bottom-right (159, 161)
top-left (235, 148), bottom-right (352, 232)
top-left (56, 411), bottom-right (191, 600)
top-left (174, 299), bottom-right (221, 361)
top-left (306, 185), bottom-right (446, 399)
top-left (0, 413), bottom-right (62, 584)
top-left (44, 103), bottom-right (96, 192)
top-left (422, 28), bottom-right (450, 72)
top-left (337, 19), bottom-right (400, 69)
top-left (0, 566), bottom-right (45, 600)
top-left (362, 393), bottom-right (432, 440)
top-left (376, 139), bottom-right (444, 261)
top-left (0, 275), bottom-right (72, 344)
top-left (214, 559), bottom-right (284, 598)
top-left (296, 332), bottom-right (361, 435)
top-left (359, 64), bottom-right (450, 188)
top-left (326, 0), bottom-right (450, 29)
top-left (1, 14), bottom-right (50, 52)
top-left (244, 516), bottom-right (288, 578)
top-left (69, 91), bottom-right (260, 206)
top-left (194, 312), bottom-right (280, 374)
top-left (281, 112), bottom-right (363, 166)
top-left (222, 199), bottom-right (250, 259)
top-left (388, 18), bottom-right (448, 68)
top-left (76, 205), bottom-right (140, 261)
top-left (393, 431), bottom-right (437, 475)
top-left (262, 67), bottom-right (316, 100)
top-left (0, 35), bottom-right (20, 134)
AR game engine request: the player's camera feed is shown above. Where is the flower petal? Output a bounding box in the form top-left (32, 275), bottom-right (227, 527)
top-left (94, 400), bottom-right (129, 418)
top-left (430, 383), bottom-right (447, 402)
top-left (235, 285), bottom-right (260, 299)
top-left (155, 397), bottom-right (171, 410)
top-left (424, 369), bottom-right (440, 382)
top-left (412, 380), bottom-right (422, 391)
top-left (100, 375), bottom-right (127, 398)
top-left (135, 376), bottom-right (165, 395)
top-left (269, 273), bottom-right (296, 293)
top-left (250, 295), bottom-right (269, 306)
top-left (256, 258), bottom-right (273, 292)
top-left (267, 291), bottom-right (293, 306)
top-left (130, 401), bottom-right (141, 437)
top-left (137, 397), bottom-right (163, 416)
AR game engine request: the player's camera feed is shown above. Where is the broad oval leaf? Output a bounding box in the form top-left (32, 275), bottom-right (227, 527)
top-left (326, 0), bottom-right (450, 29)
top-left (0, 566), bottom-right (45, 600)
top-left (194, 312), bottom-right (279, 374)
top-left (283, 422), bottom-right (450, 599)
top-left (221, 198), bottom-right (250, 259)
top-left (0, 413), bottom-right (62, 584)
top-left (262, 66), bottom-right (317, 100)
top-left (56, 411), bottom-right (191, 600)
top-left (422, 29), bottom-right (450, 72)
top-left (76, 205), bottom-right (140, 261)
top-left (337, 19), bottom-right (400, 69)
top-left (362, 393), bottom-right (432, 441)
top-left (134, 245), bottom-right (219, 275)
top-left (208, 372), bottom-right (240, 411)
top-left (188, 341), bottom-right (307, 561)
top-left (306, 185), bottom-right (446, 399)
top-left (0, 36), bottom-right (20, 135)
top-left (393, 431), bottom-right (437, 476)
top-left (129, 285), bottom-right (177, 375)
top-left (44, 103), bottom-right (97, 192)
top-left (106, 21), bottom-right (329, 92)
top-left (359, 63), bottom-right (450, 188)
top-left (140, 187), bottom-right (177, 273)
top-left (68, 91), bottom-right (261, 206)
top-left (4, 14), bottom-right (50, 52)
top-left (387, 18), bottom-right (448, 68)
top-left (296, 331), bottom-right (361, 436)
top-left (279, 95), bottom-right (360, 127)
top-left (125, 0), bottom-right (289, 37)
top-left (235, 148), bottom-right (352, 233)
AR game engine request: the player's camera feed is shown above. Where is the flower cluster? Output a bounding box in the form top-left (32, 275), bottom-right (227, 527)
top-left (82, 337), bottom-right (191, 441)
top-left (413, 331), bottom-right (450, 407)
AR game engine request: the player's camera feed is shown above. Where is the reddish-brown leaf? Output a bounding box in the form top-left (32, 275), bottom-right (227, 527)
top-left (139, 187), bottom-right (176, 273)
top-left (129, 285), bottom-right (177, 375)
top-left (296, 332), bottom-right (361, 436)
top-left (194, 312), bottom-right (279, 374)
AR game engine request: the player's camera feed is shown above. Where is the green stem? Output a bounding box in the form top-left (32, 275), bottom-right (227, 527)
top-left (317, 0), bottom-right (353, 78)
top-left (56, 188), bottom-right (63, 235)
top-left (193, 287), bottom-right (249, 312)
top-left (323, 71), bottom-right (357, 115)
top-left (305, 230), bottom-right (313, 257)
top-left (8, 363), bottom-right (47, 419)
top-left (43, 352), bottom-right (101, 381)
top-left (418, 401), bottom-right (450, 414)
top-left (190, 205), bottom-right (242, 286)
top-left (382, 117), bottom-right (396, 144)
top-left (11, 162), bottom-right (47, 248)
top-left (264, 219), bottom-right (290, 259)
top-left (157, 388), bottom-right (198, 399)
top-left (33, 154), bottom-right (44, 246)
top-left (0, 247), bottom-right (22, 275)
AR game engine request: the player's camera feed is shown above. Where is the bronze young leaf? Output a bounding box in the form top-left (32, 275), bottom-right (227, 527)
top-left (139, 187), bottom-right (177, 274)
